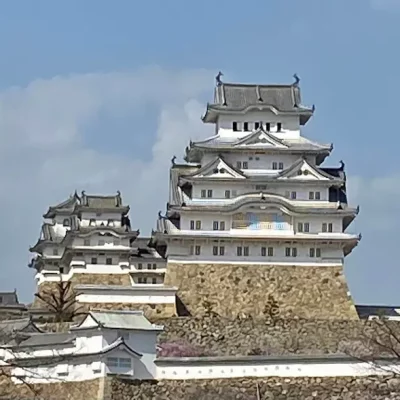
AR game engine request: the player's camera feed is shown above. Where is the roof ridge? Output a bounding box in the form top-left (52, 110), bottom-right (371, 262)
top-left (222, 82), bottom-right (295, 88)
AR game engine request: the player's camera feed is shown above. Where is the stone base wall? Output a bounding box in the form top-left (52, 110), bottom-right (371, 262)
top-left (165, 263), bottom-right (358, 320)
top-left (158, 316), bottom-right (359, 356)
top-left (32, 275), bottom-right (175, 322)
top-left (0, 376), bottom-right (104, 400)
top-left (109, 376), bottom-right (400, 400)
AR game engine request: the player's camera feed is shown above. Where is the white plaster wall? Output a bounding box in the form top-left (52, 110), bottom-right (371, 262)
top-left (80, 212), bottom-right (122, 228)
top-left (76, 290), bottom-right (175, 304)
top-left (217, 112), bottom-right (300, 139)
top-left (166, 241), bottom-right (345, 266)
top-left (191, 182), bottom-right (329, 202)
top-left (156, 359), bottom-right (395, 380)
top-left (179, 213), bottom-right (343, 234)
top-left (73, 234), bottom-right (131, 248)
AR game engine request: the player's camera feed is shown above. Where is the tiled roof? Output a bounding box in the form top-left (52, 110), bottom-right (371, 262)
top-left (16, 332), bottom-right (75, 348)
top-left (73, 310), bottom-right (163, 331)
top-left (0, 291), bottom-right (19, 305)
top-left (356, 305), bottom-right (400, 319)
top-left (214, 83), bottom-right (303, 112)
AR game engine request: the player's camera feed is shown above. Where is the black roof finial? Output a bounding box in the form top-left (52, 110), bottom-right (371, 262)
top-left (312, 104), bottom-right (316, 112)
top-left (171, 156), bottom-right (176, 166)
top-left (339, 160), bottom-right (345, 170)
top-left (293, 73), bottom-right (300, 86)
top-left (158, 210), bottom-right (162, 219)
top-left (216, 71), bottom-right (224, 86)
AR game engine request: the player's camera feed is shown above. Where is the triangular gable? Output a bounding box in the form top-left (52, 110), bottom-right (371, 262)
top-left (278, 159), bottom-right (333, 181)
top-left (234, 128), bottom-right (288, 148)
top-left (183, 157), bottom-right (246, 179)
top-left (72, 313), bottom-right (100, 330)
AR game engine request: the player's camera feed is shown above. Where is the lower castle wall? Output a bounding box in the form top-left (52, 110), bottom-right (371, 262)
top-left (158, 316), bottom-right (400, 357)
top-left (109, 376), bottom-right (400, 400)
top-left (164, 263), bottom-right (358, 320)
top-left (32, 274), bottom-right (176, 321)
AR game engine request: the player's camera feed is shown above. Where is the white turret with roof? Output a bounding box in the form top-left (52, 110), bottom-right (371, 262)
top-left (153, 74), bottom-right (360, 266)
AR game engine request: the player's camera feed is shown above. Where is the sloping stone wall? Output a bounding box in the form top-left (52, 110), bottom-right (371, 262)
top-left (158, 316), bottom-right (360, 356)
top-left (31, 274), bottom-right (176, 321)
top-left (165, 263), bottom-right (358, 320)
top-left (0, 376), bottom-right (104, 400)
top-left (158, 316), bottom-right (400, 357)
top-left (109, 376), bottom-right (400, 400)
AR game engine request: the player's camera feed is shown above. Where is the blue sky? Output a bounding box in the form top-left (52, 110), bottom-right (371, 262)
top-left (0, 0), bottom-right (399, 304)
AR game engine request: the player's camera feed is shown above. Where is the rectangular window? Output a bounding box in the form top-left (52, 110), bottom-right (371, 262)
top-left (106, 258), bottom-right (112, 265)
top-left (201, 190), bottom-right (206, 198)
top-left (309, 248), bottom-right (315, 258)
top-left (243, 246), bottom-right (249, 256)
top-left (291, 191), bottom-right (297, 200)
top-left (243, 122), bottom-right (249, 131)
top-left (322, 223), bottom-right (327, 232)
top-left (236, 161), bottom-right (242, 169)
top-left (328, 223), bottom-right (333, 232)
top-left (309, 192), bottom-right (314, 200)
top-left (195, 220), bottom-right (201, 230)
top-left (143, 277), bottom-right (148, 284)
top-left (52, 248), bottom-right (59, 256)
top-left (114, 239), bottom-right (120, 246)
top-left (138, 263), bottom-right (143, 270)
top-left (233, 122), bottom-right (238, 131)
top-left (152, 277), bottom-right (157, 284)
top-left (242, 161), bottom-right (248, 169)
top-left (237, 246), bottom-right (242, 256)
top-left (91, 257), bottom-right (97, 265)
top-left (219, 246), bottom-right (225, 256)
top-left (304, 222), bottom-right (310, 233)
top-left (59, 267), bottom-right (65, 274)
top-left (147, 263), bottom-right (152, 270)
top-left (261, 247), bottom-right (266, 257)
top-left (315, 192), bottom-right (321, 200)
top-left (254, 122), bottom-right (260, 130)
top-left (285, 247), bottom-right (291, 257)
top-left (213, 246), bottom-right (218, 256)
top-left (195, 245), bottom-right (201, 255)
top-left (268, 247), bottom-right (274, 256)
top-left (213, 221), bottom-right (219, 231)
top-left (207, 190), bottom-right (213, 198)
top-left (316, 248), bottom-right (321, 258)
top-left (272, 162), bottom-right (278, 170)
top-left (153, 264), bottom-right (157, 270)
top-left (225, 190), bottom-right (231, 199)
top-left (278, 162), bottom-right (284, 170)
top-left (107, 357), bottom-right (131, 369)
top-left (84, 239), bottom-right (90, 246)
top-left (220, 221), bottom-right (225, 231)
top-left (190, 220), bottom-right (195, 230)
top-left (266, 122), bottom-right (271, 132)
top-left (298, 222), bottom-right (303, 233)
top-left (292, 248), bottom-right (297, 257)
top-left (277, 122), bottom-right (282, 132)
top-left (138, 277), bottom-right (143, 284)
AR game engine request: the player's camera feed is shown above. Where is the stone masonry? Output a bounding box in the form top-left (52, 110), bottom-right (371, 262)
top-left (109, 376), bottom-right (400, 400)
top-left (164, 263), bottom-right (358, 320)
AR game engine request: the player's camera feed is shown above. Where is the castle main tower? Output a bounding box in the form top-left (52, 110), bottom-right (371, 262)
top-left (153, 74), bottom-right (361, 320)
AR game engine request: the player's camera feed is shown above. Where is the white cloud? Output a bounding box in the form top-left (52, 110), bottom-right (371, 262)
top-left (0, 66), bottom-right (213, 300)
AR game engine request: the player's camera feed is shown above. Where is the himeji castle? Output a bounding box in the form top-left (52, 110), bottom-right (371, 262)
top-left (154, 74), bottom-right (361, 267)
